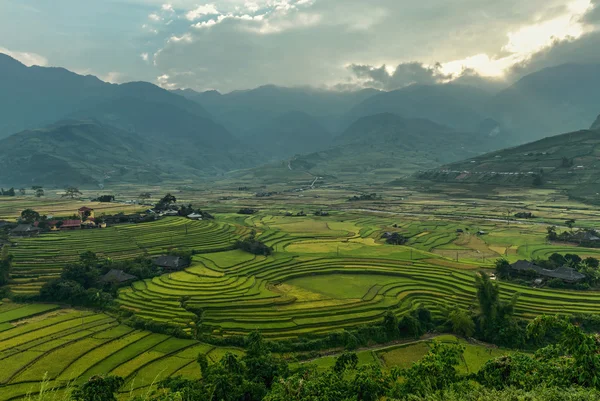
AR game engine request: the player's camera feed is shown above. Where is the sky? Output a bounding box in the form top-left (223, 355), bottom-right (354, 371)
top-left (1, 0), bottom-right (599, 92)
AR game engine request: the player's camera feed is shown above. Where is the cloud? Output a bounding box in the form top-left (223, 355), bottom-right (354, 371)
top-left (140, 53), bottom-right (149, 62)
top-left (152, 0), bottom-right (588, 91)
top-left (161, 3), bottom-right (175, 12)
top-left (348, 62), bottom-right (449, 90)
top-left (0, 47), bottom-right (48, 67)
top-left (148, 13), bottom-right (162, 21)
top-left (186, 4), bottom-right (219, 21)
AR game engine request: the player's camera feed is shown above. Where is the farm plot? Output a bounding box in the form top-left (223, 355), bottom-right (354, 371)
top-left (117, 244), bottom-right (600, 339)
top-left (8, 217), bottom-right (246, 295)
top-left (0, 305), bottom-right (224, 401)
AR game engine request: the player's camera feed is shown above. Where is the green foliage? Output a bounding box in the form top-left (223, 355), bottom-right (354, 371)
top-left (393, 342), bottom-right (464, 398)
top-left (20, 209), bottom-right (41, 223)
top-left (71, 375), bottom-right (124, 401)
top-left (235, 232), bottom-right (273, 256)
top-left (447, 307), bottom-right (475, 337)
top-left (494, 258), bottom-right (511, 279)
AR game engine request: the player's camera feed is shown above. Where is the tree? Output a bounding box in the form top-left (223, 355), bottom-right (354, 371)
top-left (139, 192), bottom-right (151, 201)
top-left (0, 245), bottom-right (13, 286)
top-left (333, 352), bottom-right (359, 374)
top-left (62, 186), bottom-right (82, 199)
top-left (584, 257), bottom-right (599, 269)
top-left (2, 188), bottom-right (15, 196)
top-left (566, 219), bottom-right (576, 232)
top-left (495, 258), bottom-right (511, 279)
top-left (546, 226), bottom-right (558, 241)
top-left (35, 188), bottom-right (45, 198)
top-left (95, 195), bottom-right (114, 203)
top-left (395, 342), bottom-right (464, 397)
top-left (20, 209), bottom-right (40, 223)
top-left (71, 375), bottom-right (124, 401)
top-left (18, 188), bottom-right (26, 196)
top-left (447, 307), bottom-right (475, 337)
top-left (527, 315), bottom-right (600, 388)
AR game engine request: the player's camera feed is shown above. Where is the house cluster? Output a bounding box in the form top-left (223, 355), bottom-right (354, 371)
top-left (10, 207), bottom-right (107, 237)
top-left (510, 260), bottom-right (586, 283)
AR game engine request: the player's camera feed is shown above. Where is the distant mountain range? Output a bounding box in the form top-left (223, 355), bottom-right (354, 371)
top-left (226, 113), bottom-right (503, 184)
top-left (2, 51), bottom-right (600, 188)
top-left (0, 53), bottom-right (260, 186)
top-left (416, 114), bottom-right (600, 203)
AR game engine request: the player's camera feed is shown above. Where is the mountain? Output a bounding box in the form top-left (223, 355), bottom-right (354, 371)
top-left (228, 113), bottom-right (501, 184)
top-left (416, 123), bottom-right (600, 203)
top-left (242, 111), bottom-right (333, 160)
top-left (174, 85), bottom-right (380, 135)
top-left (345, 84), bottom-right (497, 134)
top-left (489, 63), bottom-right (600, 143)
top-left (592, 114), bottom-right (600, 130)
top-left (0, 121), bottom-right (163, 186)
top-left (0, 54), bottom-right (262, 184)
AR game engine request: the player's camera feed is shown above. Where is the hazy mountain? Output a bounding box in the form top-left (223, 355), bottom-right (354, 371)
top-left (243, 111), bottom-right (334, 159)
top-left (416, 122), bottom-right (600, 202)
top-left (174, 85), bottom-right (380, 135)
top-left (490, 63), bottom-right (600, 143)
top-left (345, 84), bottom-right (496, 134)
top-left (232, 113), bottom-right (501, 184)
top-left (0, 121), bottom-right (162, 186)
top-left (591, 114), bottom-right (600, 130)
top-left (0, 54), bottom-right (213, 138)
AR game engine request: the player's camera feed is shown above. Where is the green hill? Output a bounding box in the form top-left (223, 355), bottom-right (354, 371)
top-left (416, 124), bottom-right (600, 202)
top-left (0, 120), bottom-right (260, 187)
top-left (0, 121), bottom-right (162, 186)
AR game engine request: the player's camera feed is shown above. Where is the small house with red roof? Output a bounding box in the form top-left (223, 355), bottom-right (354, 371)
top-left (78, 207), bottom-right (95, 219)
top-left (61, 220), bottom-right (82, 230)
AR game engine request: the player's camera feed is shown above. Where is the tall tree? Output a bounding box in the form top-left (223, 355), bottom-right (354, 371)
top-left (62, 186), bottom-right (82, 199)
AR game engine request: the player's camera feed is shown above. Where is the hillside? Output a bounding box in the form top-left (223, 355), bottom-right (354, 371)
top-left (0, 121), bottom-right (162, 186)
top-left (416, 124), bottom-right (600, 202)
top-left (489, 63), bottom-right (600, 143)
top-left (226, 113), bottom-right (502, 184)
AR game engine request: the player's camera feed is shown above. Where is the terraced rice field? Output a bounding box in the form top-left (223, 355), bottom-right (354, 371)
top-left (0, 304), bottom-right (237, 401)
top-left (9, 217), bottom-right (248, 295)
top-left (118, 246), bottom-right (600, 339)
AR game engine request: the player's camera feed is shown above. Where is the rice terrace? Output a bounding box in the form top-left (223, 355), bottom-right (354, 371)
top-left (2, 180), bottom-right (600, 400)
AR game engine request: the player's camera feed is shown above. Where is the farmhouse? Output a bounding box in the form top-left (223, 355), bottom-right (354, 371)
top-left (153, 255), bottom-right (189, 271)
top-left (99, 269), bottom-right (137, 285)
top-left (10, 224), bottom-right (40, 237)
top-left (187, 213), bottom-right (203, 220)
top-left (61, 220), bottom-right (82, 230)
top-left (78, 207), bottom-right (95, 219)
top-left (47, 221), bottom-right (60, 231)
top-left (510, 260), bottom-right (586, 283)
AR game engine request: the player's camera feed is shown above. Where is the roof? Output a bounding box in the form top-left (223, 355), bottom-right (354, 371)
top-left (47, 220), bottom-right (59, 226)
top-left (78, 207), bottom-right (94, 212)
top-left (511, 260), bottom-right (586, 282)
top-left (11, 224), bottom-right (39, 233)
top-left (99, 269), bottom-right (137, 283)
top-left (61, 220), bottom-right (82, 228)
top-left (187, 213), bottom-right (203, 218)
top-left (153, 255), bottom-right (188, 269)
